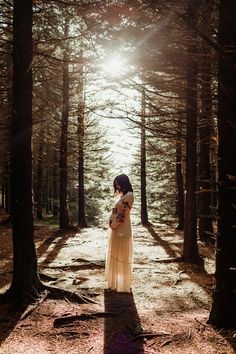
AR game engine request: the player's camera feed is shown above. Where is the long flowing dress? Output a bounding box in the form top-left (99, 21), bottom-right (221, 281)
top-left (105, 191), bottom-right (134, 292)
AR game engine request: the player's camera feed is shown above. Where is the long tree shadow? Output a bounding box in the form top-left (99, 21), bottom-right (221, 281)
top-left (144, 225), bottom-right (236, 350)
top-left (0, 227), bottom-right (76, 292)
top-left (145, 225), bottom-right (213, 297)
top-left (104, 289), bottom-right (144, 354)
top-left (37, 230), bottom-right (70, 264)
top-left (36, 229), bottom-right (78, 267)
top-left (145, 224), bottom-right (181, 259)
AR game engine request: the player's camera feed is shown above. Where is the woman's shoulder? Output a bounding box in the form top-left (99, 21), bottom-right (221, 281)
top-left (122, 191), bottom-right (134, 202)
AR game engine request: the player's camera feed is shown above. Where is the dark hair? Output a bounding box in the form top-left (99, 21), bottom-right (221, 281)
top-left (113, 174), bottom-right (133, 195)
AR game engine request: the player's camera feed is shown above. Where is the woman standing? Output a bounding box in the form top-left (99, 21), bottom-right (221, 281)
top-left (105, 174), bottom-right (134, 293)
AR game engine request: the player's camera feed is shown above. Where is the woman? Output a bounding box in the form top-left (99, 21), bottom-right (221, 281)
top-left (105, 174), bottom-right (134, 293)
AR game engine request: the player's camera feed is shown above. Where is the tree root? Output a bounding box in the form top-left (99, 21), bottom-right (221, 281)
top-left (44, 284), bottom-right (97, 304)
top-left (0, 280), bottom-right (96, 322)
top-left (0, 216), bottom-right (11, 226)
top-left (40, 261), bottom-right (105, 271)
top-left (133, 331), bottom-right (171, 340)
top-left (154, 257), bottom-right (183, 263)
top-left (20, 289), bottom-right (49, 320)
top-left (38, 272), bottom-right (58, 282)
top-left (54, 311), bottom-right (119, 328)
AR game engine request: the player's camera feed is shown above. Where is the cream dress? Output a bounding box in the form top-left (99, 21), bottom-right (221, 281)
top-left (105, 191), bottom-right (134, 292)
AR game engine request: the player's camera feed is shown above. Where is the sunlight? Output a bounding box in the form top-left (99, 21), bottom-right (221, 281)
top-left (89, 52), bottom-right (140, 171)
top-left (102, 55), bottom-right (126, 77)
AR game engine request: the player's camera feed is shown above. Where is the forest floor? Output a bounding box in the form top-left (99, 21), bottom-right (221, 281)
top-left (0, 213), bottom-right (236, 354)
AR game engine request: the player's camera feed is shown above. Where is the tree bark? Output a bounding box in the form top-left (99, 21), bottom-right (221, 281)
top-left (9, 0), bottom-right (41, 302)
top-left (4, 25), bottom-right (13, 215)
top-left (36, 132), bottom-right (43, 220)
top-left (59, 22), bottom-right (70, 230)
top-left (1, 172), bottom-right (5, 208)
top-left (198, 1), bottom-right (214, 244)
top-left (140, 86), bottom-right (149, 225)
top-left (53, 148), bottom-right (59, 216)
top-left (182, 1), bottom-right (202, 264)
top-left (175, 115), bottom-right (184, 230)
top-left (208, 0), bottom-right (236, 327)
top-left (77, 52), bottom-right (87, 227)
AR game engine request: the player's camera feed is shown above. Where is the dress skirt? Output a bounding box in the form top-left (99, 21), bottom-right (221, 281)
top-left (105, 192), bottom-right (134, 292)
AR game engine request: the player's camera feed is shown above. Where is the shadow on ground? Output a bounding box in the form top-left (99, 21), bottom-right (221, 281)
top-left (104, 289), bottom-right (144, 354)
top-left (146, 224), bottom-right (181, 258)
top-left (146, 224), bottom-right (213, 290)
top-left (36, 229), bottom-right (75, 266)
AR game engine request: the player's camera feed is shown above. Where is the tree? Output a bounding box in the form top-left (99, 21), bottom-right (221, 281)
top-left (35, 127), bottom-right (44, 220)
top-left (182, 1), bottom-right (202, 264)
top-left (140, 85), bottom-right (149, 225)
top-left (59, 20), bottom-right (71, 230)
top-left (175, 113), bottom-right (184, 230)
top-left (0, 5), bottom-right (12, 215)
top-left (77, 51), bottom-right (87, 227)
top-left (198, 0), bottom-right (215, 244)
top-left (208, 0), bottom-right (236, 327)
top-left (8, 0), bottom-right (41, 302)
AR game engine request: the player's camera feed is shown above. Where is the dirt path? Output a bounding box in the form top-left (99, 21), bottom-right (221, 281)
top-left (0, 222), bottom-right (235, 353)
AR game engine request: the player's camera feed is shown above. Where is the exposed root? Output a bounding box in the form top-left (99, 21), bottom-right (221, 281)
top-left (0, 279), bottom-right (96, 321)
top-left (40, 261), bottom-right (105, 271)
top-left (20, 289), bottom-right (49, 320)
top-left (154, 257), bottom-right (183, 263)
top-left (133, 331), bottom-right (171, 340)
top-left (159, 332), bottom-right (192, 348)
top-left (54, 311), bottom-right (119, 328)
top-left (44, 284), bottom-right (97, 304)
top-left (38, 271), bottom-right (59, 282)
top-left (0, 216), bottom-right (11, 226)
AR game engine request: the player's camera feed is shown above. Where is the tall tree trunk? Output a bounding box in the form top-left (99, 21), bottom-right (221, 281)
top-left (3, 161), bottom-right (10, 214)
top-left (1, 171), bottom-right (5, 208)
top-left (45, 146), bottom-right (49, 215)
top-left (175, 115), bottom-right (184, 230)
top-left (9, 0), bottom-right (41, 302)
top-left (208, 0), bottom-right (236, 327)
top-left (77, 53), bottom-right (87, 227)
top-left (198, 1), bottom-right (214, 244)
top-left (59, 23), bottom-right (70, 230)
top-left (53, 148), bottom-right (59, 216)
top-left (36, 132), bottom-right (43, 220)
top-left (140, 86), bottom-right (149, 225)
top-left (182, 1), bottom-right (202, 264)
top-left (5, 24), bottom-right (13, 215)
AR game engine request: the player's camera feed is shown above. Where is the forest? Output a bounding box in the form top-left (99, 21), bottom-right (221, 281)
top-left (0, 0), bottom-right (236, 353)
